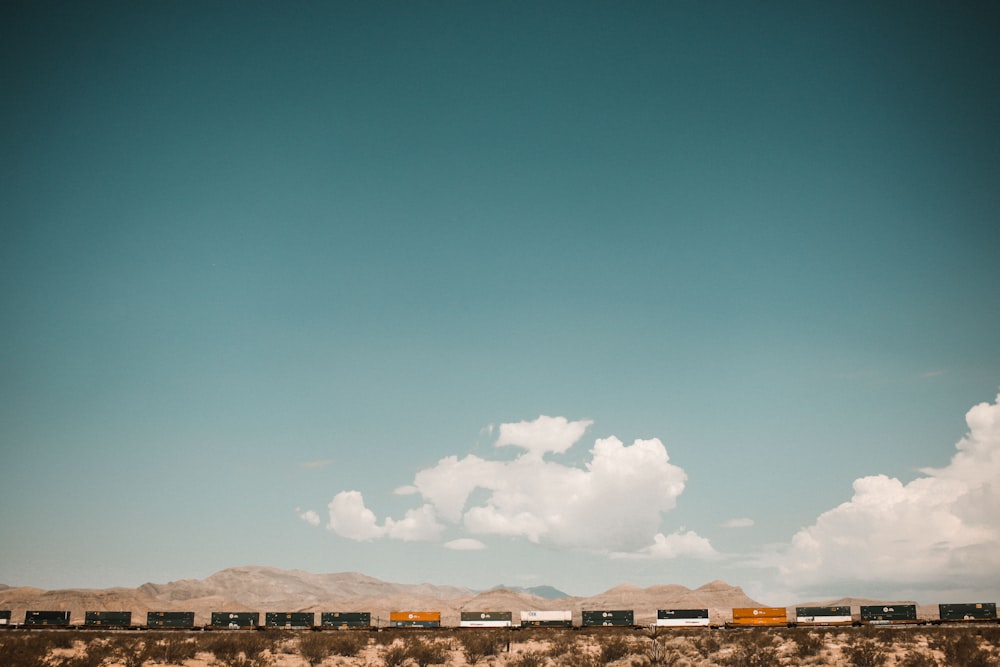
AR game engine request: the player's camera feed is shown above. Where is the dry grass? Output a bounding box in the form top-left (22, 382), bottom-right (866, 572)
top-left (0, 625), bottom-right (998, 666)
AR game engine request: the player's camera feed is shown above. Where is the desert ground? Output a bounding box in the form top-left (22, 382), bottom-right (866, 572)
top-left (2, 625), bottom-right (1000, 666)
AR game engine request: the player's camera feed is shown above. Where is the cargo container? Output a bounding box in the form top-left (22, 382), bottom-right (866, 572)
top-left (860, 605), bottom-right (918, 624)
top-left (389, 611), bottom-right (441, 628)
top-left (519, 610), bottom-right (573, 627)
top-left (265, 612), bottom-right (315, 628)
top-left (85, 611), bottom-right (133, 627)
top-left (0, 610), bottom-right (10, 626)
top-left (146, 611), bottom-right (195, 628)
top-left (656, 609), bottom-right (710, 627)
top-left (211, 612), bottom-right (260, 628)
top-left (581, 610), bottom-right (634, 627)
top-left (25, 610), bottom-right (71, 626)
top-left (730, 607), bottom-right (787, 627)
top-left (794, 606), bottom-right (852, 626)
top-left (459, 611), bottom-right (513, 628)
top-left (938, 603), bottom-right (997, 623)
top-left (320, 612), bottom-right (372, 628)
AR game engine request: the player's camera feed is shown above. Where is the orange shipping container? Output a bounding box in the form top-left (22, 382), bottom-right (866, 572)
top-left (730, 607), bottom-right (787, 627)
top-left (389, 611), bottom-right (441, 624)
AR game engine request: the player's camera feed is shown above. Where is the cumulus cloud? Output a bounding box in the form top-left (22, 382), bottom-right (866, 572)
top-left (444, 538), bottom-right (486, 551)
top-left (611, 530), bottom-right (720, 560)
top-left (312, 416), bottom-right (714, 558)
top-left (721, 518), bottom-right (754, 528)
top-left (495, 415), bottom-right (594, 456)
top-left (298, 509), bottom-right (321, 527)
top-left (776, 393), bottom-right (1000, 594)
top-left (324, 491), bottom-right (445, 542)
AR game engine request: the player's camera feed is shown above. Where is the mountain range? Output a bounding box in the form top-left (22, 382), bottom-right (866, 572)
top-left (0, 566), bottom-right (768, 626)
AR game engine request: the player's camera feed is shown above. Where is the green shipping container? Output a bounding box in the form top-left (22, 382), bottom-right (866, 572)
top-left (85, 611), bottom-right (133, 626)
top-left (939, 603), bottom-right (997, 621)
top-left (321, 612), bottom-right (372, 628)
top-left (25, 611), bottom-right (71, 626)
top-left (265, 612), bottom-right (315, 628)
top-left (211, 612), bottom-right (260, 628)
top-left (0, 610), bottom-right (11, 625)
top-left (860, 605), bottom-right (918, 623)
top-left (146, 611), bottom-right (195, 628)
top-left (581, 610), bottom-right (634, 627)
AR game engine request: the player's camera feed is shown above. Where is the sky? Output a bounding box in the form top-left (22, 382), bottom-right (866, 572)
top-left (2, 1), bottom-right (999, 605)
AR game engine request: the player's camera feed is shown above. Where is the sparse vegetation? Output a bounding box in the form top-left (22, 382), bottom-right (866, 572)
top-left (457, 629), bottom-right (508, 664)
top-left (843, 639), bottom-right (887, 667)
top-left (299, 630), bottom-right (369, 665)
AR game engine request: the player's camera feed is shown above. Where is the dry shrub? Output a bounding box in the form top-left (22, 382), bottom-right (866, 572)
top-left (596, 632), bottom-right (633, 663)
top-left (0, 634), bottom-right (54, 667)
top-left (939, 631), bottom-right (995, 667)
top-left (897, 649), bottom-right (939, 667)
top-left (299, 631), bottom-right (368, 665)
top-left (509, 650), bottom-right (548, 667)
top-left (144, 632), bottom-right (201, 664)
top-left (791, 629), bottom-right (824, 659)
top-left (206, 632), bottom-right (273, 667)
top-left (843, 640), bottom-right (887, 667)
top-left (457, 629), bottom-right (508, 664)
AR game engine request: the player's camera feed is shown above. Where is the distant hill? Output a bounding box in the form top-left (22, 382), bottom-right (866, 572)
top-left (489, 584), bottom-right (569, 600)
top-left (0, 565), bottom-right (767, 626)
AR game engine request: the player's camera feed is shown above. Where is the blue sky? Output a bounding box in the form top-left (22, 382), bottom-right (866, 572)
top-left (2, 1), bottom-right (999, 604)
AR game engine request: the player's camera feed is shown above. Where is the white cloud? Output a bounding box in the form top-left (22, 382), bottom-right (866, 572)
top-left (611, 530), bottom-right (719, 560)
top-left (495, 415), bottom-right (593, 456)
top-left (302, 459), bottom-right (333, 469)
top-left (298, 509), bottom-right (321, 527)
top-left (776, 393), bottom-right (1000, 595)
top-left (326, 491), bottom-right (385, 540)
top-left (444, 538), bottom-right (486, 551)
top-left (313, 416), bottom-right (712, 557)
top-left (721, 518), bottom-right (754, 528)
top-left (325, 491), bottom-right (444, 542)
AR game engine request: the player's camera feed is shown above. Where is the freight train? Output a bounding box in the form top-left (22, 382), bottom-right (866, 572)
top-left (2, 602), bottom-right (996, 630)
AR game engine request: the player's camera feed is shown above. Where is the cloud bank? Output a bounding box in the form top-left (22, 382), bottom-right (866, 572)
top-left (777, 392), bottom-right (1000, 595)
top-left (308, 415), bottom-right (713, 558)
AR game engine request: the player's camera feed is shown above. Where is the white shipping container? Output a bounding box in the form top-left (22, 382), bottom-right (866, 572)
top-left (796, 614), bottom-right (852, 625)
top-left (460, 619), bottom-right (513, 627)
top-left (520, 610), bottom-right (572, 623)
top-left (655, 617), bottom-right (710, 627)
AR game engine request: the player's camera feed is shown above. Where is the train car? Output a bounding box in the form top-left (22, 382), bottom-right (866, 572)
top-left (729, 607), bottom-right (787, 627)
top-left (519, 610), bottom-right (572, 627)
top-left (859, 605), bottom-right (919, 625)
top-left (459, 611), bottom-right (513, 628)
top-left (938, 603), bottom-right (997, 623)
top-left (264, 612), bottom-right (314, 628)
top-left (0, 610), bottom-right (11, 626)
top-left (24, 611), bottom-right (72, 627)
top-left (389, 611), bottom-right (441, 628)
top-left (210, 612), bottom-right (260, 629)
top-left (581, 610), bottom-right (634, 627)
top-left (656, 609), bottom-right (710, 627)
top-left (146, 611), bottom-right (195, 628)
top-left (794, 606), bottom-right (852, 626)
top-left (320, 612), bottom-right (371, 629)
top-left (84, 611), bottom-right (133, 627)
